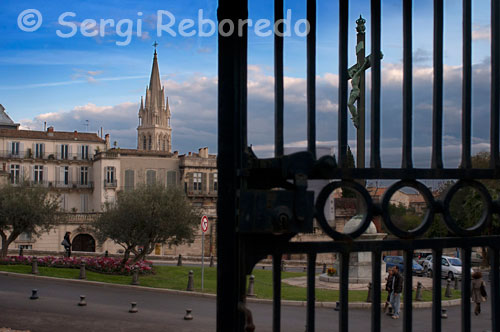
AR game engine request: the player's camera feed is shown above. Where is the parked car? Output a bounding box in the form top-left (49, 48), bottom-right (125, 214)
top-left (421, 255), bottom-right (474, 280)
top-left (414, 251), bottom-right (432, 266)
top-left (383, 256), bottom-right (424, 275)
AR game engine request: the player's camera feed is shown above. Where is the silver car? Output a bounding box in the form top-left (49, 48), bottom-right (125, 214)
top-left (422, 255), bottom-right (473, 280)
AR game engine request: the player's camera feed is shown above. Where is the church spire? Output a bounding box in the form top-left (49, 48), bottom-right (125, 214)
top-left (149, 47), bottom-right (162, 98)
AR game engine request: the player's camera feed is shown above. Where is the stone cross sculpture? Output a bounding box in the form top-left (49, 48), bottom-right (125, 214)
top-left (347, 16), bottom-right (383, 129)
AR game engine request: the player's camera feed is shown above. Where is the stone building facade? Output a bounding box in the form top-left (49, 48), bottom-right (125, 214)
top-left (1, 50), bottom-right (217, 257)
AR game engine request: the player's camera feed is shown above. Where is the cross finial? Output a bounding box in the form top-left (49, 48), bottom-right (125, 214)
top-left (153, 41), bottom-right (159, 53)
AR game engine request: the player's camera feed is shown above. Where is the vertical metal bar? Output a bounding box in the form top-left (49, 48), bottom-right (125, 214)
top-left (338, 0), bottom-right (349, 167)
top-left (491, 0), bottom-right (500, 168)
top-left (431, 0), bottom-right (444, 169)
top-left (370, 0), bottom-right (382, 168)
top-left (403, 250), bottom-right (413, 332)
top-left (339, 251), bottom-right (350, 332)
top-left (274, 0), bottom-right (284, 158)
top-left (307, 0), bottom-right (316, 160)
top-left (402, 0), bottom-right (413, 169)
top-left (306, 253), bottom-right (316, 332)
top-left (432, 249), bottom-right (442, 332)
top-left (461, 0), bottom-right (472, 169)
top-left (371, 251), bottom-right (381, 332)
top-left (461, 247), bottom-right (472, 332)
top-left (273, 253), bottom-right (282, 332)
top-left (491, 248), bottom-right (499, 332)
top-left (216, 1), bottom-right (247, 330)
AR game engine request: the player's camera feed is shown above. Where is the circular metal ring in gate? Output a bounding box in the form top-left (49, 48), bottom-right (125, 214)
top-left (442, 180), bottom-right (492, 237)
top-left (315, 180), bottom-right (373, 240)
top-left (380, 180), bottom-right (435, 239)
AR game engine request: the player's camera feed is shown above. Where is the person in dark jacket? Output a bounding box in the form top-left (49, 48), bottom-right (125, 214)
top-left (62, 232), bottom-right (72, 257)
top-left (384, 267), bottom-right (394, 313)
top-left (390, 265), bottom-right (403, 319)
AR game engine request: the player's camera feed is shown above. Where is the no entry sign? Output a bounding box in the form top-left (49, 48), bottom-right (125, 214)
top-left (201, 215), bottom-right (209, 233)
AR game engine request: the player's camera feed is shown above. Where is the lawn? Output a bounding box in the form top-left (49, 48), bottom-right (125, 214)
top-left (0, 264), bottom-right (461, 302)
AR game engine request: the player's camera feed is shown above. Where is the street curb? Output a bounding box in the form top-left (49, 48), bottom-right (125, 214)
top-left (0, 271), bottom-right (461, 309)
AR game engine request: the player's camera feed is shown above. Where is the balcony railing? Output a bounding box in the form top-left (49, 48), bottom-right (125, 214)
top-left (0, 150), bottom-right (94, 161)
top-left (104, 180), bottom-right (118, 188)
top-left (10, 180), bottom-right (93, 189)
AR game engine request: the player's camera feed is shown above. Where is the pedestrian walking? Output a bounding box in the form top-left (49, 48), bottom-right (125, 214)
top-left (471, 271), bottom-right (487, 315)
top-left (390, 265), bottom-right (403, 319)
top-left (384, 267), bottom-right (394, 313)
top-left (61, 231), bottom-right (72, 258)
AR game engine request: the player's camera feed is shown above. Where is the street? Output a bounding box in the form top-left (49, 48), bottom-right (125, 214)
top-left (0, 274), bottom-right (493, 332)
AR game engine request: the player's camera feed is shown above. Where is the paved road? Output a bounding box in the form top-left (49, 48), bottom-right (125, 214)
top-left (0, 274), bottom-right (493, 332)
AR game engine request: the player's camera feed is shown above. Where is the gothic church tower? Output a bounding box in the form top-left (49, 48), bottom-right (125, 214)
top-left (138, 49), bottom-right (172, 152)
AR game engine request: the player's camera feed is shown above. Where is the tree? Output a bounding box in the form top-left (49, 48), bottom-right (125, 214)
top-left (93, 184), bottom-right (200, 264)
top-left (0, 182), bottom-right (60, 258)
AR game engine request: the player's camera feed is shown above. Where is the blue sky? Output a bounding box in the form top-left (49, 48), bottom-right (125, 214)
top-left (0, 0), bottom-right (494, 168)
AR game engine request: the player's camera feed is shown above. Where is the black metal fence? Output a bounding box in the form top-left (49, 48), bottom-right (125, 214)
top-left (217, 0), bottom-right (500, 331)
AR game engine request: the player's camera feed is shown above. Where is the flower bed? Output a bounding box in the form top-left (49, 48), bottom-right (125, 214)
top-left (0, 256), bottom-right (153, 275)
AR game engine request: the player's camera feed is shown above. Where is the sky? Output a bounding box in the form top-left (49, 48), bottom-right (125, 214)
top-left (0, 0), bottom-right (494, 168)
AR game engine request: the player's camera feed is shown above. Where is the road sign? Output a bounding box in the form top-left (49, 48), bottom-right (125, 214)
top-left (201, 215), bottom-right (209, 233)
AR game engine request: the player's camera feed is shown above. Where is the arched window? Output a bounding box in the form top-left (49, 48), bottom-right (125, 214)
top-left (162, 138), bottom-right (166, 151)
top-left (148, 135), bottom-right (152, 150)
top-left (142, 136), bottom-right (147, 150)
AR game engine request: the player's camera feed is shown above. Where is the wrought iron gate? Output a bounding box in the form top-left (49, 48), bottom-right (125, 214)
top-left (216, 0), bottom-right (500, 331)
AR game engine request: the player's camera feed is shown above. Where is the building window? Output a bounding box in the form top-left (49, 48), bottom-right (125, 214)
top-left (193, 172), bottom-right (202, 191)
top-left (10, 164), bottom-right (20, 184)
top-left (63, 166), bottom-right (69, 185)
top-left (81, 194), bottom-right (89, 213)
top-left (33, 165), bottom-right (43, 184)
top-left (148, 136), bottom-right (152, 150)
top-left (105, 167), bottom-right (115, 184)
top-left (124, 170), bottom-right (135, 191)
top-left (81, 145), bottom-right (89, 160)
top-left (11, 142), bottom-right (20, 156)
top-left (143, 136), bottom-right (147, 150)
top-left (60, 144), bottom-right (69, 159)
top-left (146, 170), bottom-right (156, 186)
top-left (162, 139), bottom-right (166, 151)
top-left (19, 232), bottom-right (32, 241)
top-left (214, 173), bottom-right (218, 192)
top-left (34, 143), bottom-right (44, 158)
top-left (80, 167), bottom-right (88, 185)
top-left (167, 171), bottom-right (177, 187)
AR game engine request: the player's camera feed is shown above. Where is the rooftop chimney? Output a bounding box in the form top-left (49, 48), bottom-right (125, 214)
top-left (105, 134), bottom-right (110, 150)
top-left (74, 130), bottom-right (78, 140)
top-left (47, 126), bottom-right (54, 136)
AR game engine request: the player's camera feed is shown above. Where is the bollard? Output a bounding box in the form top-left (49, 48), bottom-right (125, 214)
top-left (131, 269), bottom-right (140, 285)
top-left (186, 270), bottom-right (194, 291)
top-left (30, 289), bottom-right (39, 300)
top-left (78, 295), bottom-right (87, 306)
top-left (129, 302), bottom-right (138, 313)
top-left (247, 275), bottom-right (256, 297)
top-left (19, 247), bottom-right (24, 257)
top-left (177, 254), bottom-right (183, 266)
top-left (322, 263), bottom-right (327, 274)
top-left (79, 263), bottom-right (86, 280)
top-left (209, 255), bottom-right (214, 268)
top-left (454, 277), bottom-right (459, 290)
top-left (31, 257), bottom-right (39, 275)
top-left (441, 308), bottom-right (448, 319)
top-left (334, 301), bottom-right (340, 311)
top-left (366, 282), bottom-right (372, 303)
top-left (184, 308), bottom-right (193, 320)
top-left (262, 265), bottom-right (265, 270)
top-left (104, 250), bottom-right (109, 258)
top-left (445, 278), bottom-right (452, 298)
top-left (415, 282), bottom-right (423, 301)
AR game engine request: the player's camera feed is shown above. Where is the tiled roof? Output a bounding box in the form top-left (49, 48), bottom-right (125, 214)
top-left (107, 148), bottom-right (174, 157)
top-left (0, 129), bottom-right (105, 143)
